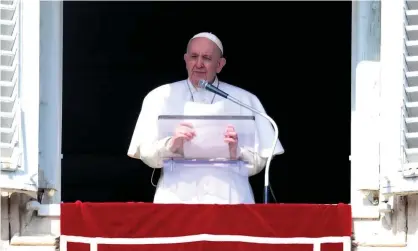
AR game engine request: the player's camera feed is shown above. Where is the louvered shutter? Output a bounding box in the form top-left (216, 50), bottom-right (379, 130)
top-left (0, 0), bottom-right (39, 195)
top-left (403, 1), bottom-right (418, 179)
top-left (382, 0), bottom-right (418, 195)
top-left (0, 0), bottom-right (20, 172)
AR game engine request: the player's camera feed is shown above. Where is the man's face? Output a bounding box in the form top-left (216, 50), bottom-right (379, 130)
top-left (184, 37), bottom-right (226, 87)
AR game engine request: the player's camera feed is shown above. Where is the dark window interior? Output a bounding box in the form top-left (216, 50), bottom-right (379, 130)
top-left (62, 1), bottom-right (352, 204)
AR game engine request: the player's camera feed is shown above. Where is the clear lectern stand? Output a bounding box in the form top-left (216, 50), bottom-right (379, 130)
top-left (157, 115), bottom-right (257, 204)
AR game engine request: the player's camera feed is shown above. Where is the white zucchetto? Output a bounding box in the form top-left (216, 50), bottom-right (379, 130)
top-left (190, 32), bottom-right (224, 55)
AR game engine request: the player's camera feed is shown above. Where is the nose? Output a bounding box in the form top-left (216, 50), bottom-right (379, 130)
top-left (196, 57), bottom-right (204, 68)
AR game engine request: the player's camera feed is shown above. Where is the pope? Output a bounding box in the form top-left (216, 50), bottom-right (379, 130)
top-left (127, 32), bottom-right (284, 204)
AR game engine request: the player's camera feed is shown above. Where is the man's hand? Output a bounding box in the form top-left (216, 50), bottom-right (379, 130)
top-left (224, 125), bottom-right (238, 159)
top-left (167, 122), bottom-right (196, 153)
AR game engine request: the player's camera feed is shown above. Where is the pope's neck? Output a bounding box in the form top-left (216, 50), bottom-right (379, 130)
top-left (190, 77), bottom-right (217, 88)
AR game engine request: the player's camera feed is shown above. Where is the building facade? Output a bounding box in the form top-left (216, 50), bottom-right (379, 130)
top-left (1, 0), bottom-right (418, 250)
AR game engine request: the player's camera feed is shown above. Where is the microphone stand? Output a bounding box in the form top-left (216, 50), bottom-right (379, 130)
top-left (226, 96), bottom-right (278, 204)
top-left (198, 80), bottom-right (279, 203)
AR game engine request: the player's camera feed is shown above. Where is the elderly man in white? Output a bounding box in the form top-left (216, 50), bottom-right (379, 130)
top-left (127, 32), bottom-right (284, 204)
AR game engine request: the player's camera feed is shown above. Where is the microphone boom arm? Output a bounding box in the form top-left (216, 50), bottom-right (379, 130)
top-left (226, 95), bottom-right (278, 204)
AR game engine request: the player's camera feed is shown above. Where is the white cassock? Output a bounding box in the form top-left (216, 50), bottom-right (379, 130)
top-left (127, 77), bottom-right (284, 204)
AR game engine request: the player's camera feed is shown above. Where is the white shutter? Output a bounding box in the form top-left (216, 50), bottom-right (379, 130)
top-left (403, 1), bottom-right (418, 178)
top-left (381, 0), bottom-right (418, 195)
top-left (0, 0), bottom-right (40, 196)
top-left (0, 0), bottom-right (20, 171)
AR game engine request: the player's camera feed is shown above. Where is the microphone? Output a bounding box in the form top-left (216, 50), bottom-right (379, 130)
top-left (198, 79), bottom-right (229, 99)
top-left (198, 79), bottom-right (279, 204)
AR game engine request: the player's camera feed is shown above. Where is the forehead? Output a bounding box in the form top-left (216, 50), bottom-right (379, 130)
top-left (188, 37), bottom-right (218, 55)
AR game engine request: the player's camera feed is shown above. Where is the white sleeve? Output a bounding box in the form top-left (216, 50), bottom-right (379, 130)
top-left (127, 88), bottom-right (182, 168)
top-left (238, 148), bottom-right (267, 176)
top-left (251, 94), bottom-right (285, 158)
top-left (238, 94), bottom-right (285, 176)
top-left (136, 136), bottom-right (182, 168)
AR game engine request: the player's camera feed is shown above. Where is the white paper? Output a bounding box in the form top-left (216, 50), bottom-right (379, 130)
top-left (182, 102), bottom-right (230, 159)
top-left (183, 101), bottom-right (224, 116)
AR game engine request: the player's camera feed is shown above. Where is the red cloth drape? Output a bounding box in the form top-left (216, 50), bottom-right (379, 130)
top-left (61, 202), bottom-right (351, 251)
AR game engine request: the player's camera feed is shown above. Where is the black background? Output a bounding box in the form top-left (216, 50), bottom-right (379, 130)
top-left (62, 1), bottom-right (352, 204)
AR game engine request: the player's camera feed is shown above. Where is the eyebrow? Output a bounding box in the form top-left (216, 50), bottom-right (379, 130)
top-left (190, 52), bottom-right (213, 58)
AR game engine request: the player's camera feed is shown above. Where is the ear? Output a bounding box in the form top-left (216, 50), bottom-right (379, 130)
top-left (216, 57), bottom-right (226, 73)
top-left (184, 53), bottom-right (187, 63)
